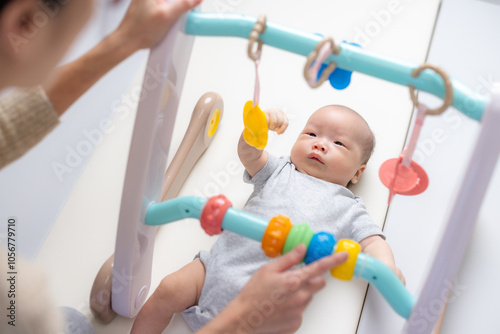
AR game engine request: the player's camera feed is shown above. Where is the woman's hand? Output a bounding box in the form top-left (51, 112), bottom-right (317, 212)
top-left (198, 245), bottom-right (348, 334)
top-left (115, 0), bottom-right (202, 52)
top-left (264, 108), bottom-right (289, 135)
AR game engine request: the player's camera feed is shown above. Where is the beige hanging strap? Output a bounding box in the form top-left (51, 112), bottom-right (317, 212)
top-left (409, 64), bottom-right (454, 115)
top-left (303, 37), bottom-right (341, 88)
top-left (248, 15), bottom-right (267, 61)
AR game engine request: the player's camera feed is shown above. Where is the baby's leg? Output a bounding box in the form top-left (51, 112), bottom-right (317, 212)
top-left (130, 259), bottom-right (205, 334)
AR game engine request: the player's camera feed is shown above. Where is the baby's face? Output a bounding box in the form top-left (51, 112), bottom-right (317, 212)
top-left (290, 106), bottom-right (369, 186)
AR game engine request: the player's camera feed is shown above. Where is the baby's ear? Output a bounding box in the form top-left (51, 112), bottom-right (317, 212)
top-left (350, 164), bottom-right (366, 184)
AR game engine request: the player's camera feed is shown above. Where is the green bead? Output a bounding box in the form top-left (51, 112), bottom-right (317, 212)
top-left (282, 223), bottom-right (315, 257)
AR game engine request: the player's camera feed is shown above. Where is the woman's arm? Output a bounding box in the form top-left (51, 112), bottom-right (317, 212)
top-left (44, 0), bottom-right (201, 115)
top-left (43, 31), bottom-right (135, 115)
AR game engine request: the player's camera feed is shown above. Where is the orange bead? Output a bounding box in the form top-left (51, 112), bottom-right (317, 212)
top-left (261, 215), bottom-right (292, 258)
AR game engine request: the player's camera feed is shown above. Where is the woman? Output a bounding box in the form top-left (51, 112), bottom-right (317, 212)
top-left (0, 0), bottom-right (348, 333)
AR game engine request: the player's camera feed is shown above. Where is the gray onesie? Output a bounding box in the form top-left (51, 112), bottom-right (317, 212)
top-left (182, 155), bottom-right (384, 330)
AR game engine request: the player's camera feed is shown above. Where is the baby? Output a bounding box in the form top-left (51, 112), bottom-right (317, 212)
top-left (131, 105), bottom-right (404, 333)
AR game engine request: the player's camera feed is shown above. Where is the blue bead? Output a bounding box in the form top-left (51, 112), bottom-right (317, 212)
top-left (304, 232), bottom-right (336, 265)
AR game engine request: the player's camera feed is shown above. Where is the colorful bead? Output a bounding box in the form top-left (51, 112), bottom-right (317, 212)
top-left (200, 194), bottom-right (232, 236)
top-left (304, 232), bottom-right (336, 265)
top-left (261, 215), bottom-right (292, 258)
top-left (330, 239), bottom-right (361, 280)
top-left (282, 223), bottom-right (315, 257)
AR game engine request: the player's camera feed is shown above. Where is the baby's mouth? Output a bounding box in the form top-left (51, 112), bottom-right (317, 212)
top-left (308, 152), bottom-right (324, 164)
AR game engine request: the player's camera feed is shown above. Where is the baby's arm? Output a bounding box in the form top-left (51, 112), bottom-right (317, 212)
top-left (359, 235), bottom-right (406, 285)
top-left (131, 259), bottom-right (206, 334)
top-left (238, 108), bottom-right (289, 177)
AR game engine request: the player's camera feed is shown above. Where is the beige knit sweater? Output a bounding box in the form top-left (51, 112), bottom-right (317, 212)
top-left (0, 86), bottom-right (60, 169)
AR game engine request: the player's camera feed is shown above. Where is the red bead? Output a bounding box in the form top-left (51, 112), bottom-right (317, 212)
top-left (200, 195), bottom-right (232, 236)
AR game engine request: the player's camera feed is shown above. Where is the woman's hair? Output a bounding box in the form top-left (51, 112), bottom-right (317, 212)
top-left (0, 0), bottom-right (13, 13)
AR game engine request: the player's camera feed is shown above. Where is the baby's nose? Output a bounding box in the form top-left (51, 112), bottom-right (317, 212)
top-left (313, 142), bottom-right (327, 152)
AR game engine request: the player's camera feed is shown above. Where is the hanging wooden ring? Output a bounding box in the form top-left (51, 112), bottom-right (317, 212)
top-left (248, 15), bottom-right (267, 61)
top-left (303, 37), bottom-right (341, 88)
top-left (409, 64), bottom-right (454, 116)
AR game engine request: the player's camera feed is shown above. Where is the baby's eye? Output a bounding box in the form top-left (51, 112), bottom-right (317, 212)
top-left (307, 133), bottom-right (316, 137)
top-left (334, 141), bottom-right (344, 147)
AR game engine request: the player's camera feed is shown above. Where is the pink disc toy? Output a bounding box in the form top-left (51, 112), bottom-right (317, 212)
top-left (379, 156), bottom-right (428, 198)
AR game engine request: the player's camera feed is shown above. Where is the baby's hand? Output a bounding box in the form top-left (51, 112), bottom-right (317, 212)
top-left (264, 109), bottom-right (289, 135)
top-left (390, 265), bottom-right (406, 285)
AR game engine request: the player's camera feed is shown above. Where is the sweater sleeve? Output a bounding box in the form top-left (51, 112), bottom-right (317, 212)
top-left (0, 86), bottom-right (59, 169)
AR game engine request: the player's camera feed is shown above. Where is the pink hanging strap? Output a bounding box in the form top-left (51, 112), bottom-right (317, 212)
top-left (402, 103), bottom-right (428, 166)
top-left (253, 50), bottom-right (261, 107)
top-left (307, 41), bottom-right (333, 87)
top-left (387, 156), bottom-right (402, 204)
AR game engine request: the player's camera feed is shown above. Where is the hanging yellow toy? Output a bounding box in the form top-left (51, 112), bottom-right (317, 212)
top-left (243, 100), bottom-right (268, 150)
top-left (243, 15), bottom-right (269, 150)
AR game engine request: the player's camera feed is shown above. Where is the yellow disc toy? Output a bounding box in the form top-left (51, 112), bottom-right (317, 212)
top-left (243, 100), bottom-right (268, 150)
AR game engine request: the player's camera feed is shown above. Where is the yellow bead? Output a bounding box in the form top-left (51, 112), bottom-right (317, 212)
top-left (243, 100), bottom-right (268, 150)
top-left (330, 239), bottom-right (361, 281)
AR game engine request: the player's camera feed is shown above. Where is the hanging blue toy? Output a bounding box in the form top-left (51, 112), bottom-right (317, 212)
top-left (316, 41), bottom-right (361, 90)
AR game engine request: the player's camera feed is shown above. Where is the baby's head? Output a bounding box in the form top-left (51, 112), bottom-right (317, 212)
top-left (290, 105), bottom-right (375, 187)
